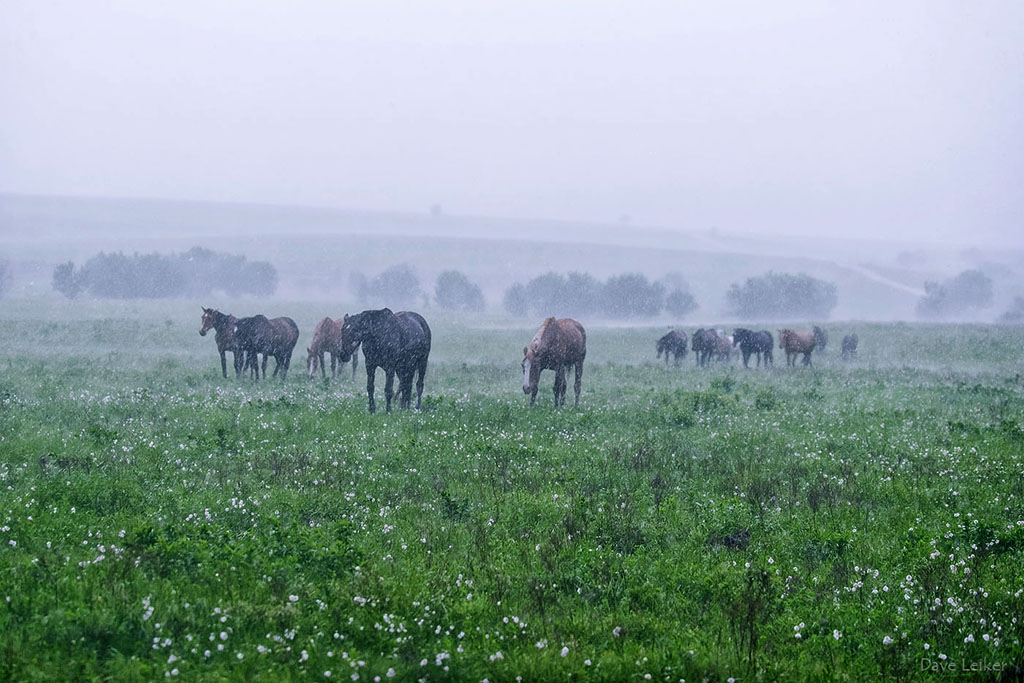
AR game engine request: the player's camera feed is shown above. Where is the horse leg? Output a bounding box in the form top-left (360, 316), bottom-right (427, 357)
top-left (804, 352), bottom-right (812, 367)
top-left (328, 352), bottom-right (335, 379)
top-left (554, 366), bottom-right (566, 407)
top-left (384, 369), bottom-right (395, 413)
top-left (220, 350), bottom-right (228, 378)
top-left (415, 359), bottom-right (427, 410)
top-left (365, 365), bottom-right (377, 413)
top-left (573, 361), bottom-right (583, 407)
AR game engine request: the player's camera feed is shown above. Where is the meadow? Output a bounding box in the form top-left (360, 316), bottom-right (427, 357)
top-left (1, 299), bottom-right (1023, 680)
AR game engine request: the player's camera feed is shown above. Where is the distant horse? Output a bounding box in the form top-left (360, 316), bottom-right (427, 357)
top-left (778, 329), bottom-right (816, 367)
top-left (715, 331), bottom-right (734, 362)
top-left (234, 315), bottom-right (300, 380)
top-left (338, 308), bottom-right (431, 413)
top-left (691, 328), bottom-right (718, 367)
top-left (813, 326), bottom-right (829, 351)
top-left (306, 317), bottom-right (359, 380)
top-left (523, 317), bottom-right (586, 407)
top-left (200, 307), bottom-right (243, 378)
top-left (841, 333), bottom-right (859, 360)
top-left (733, 328), bottom-right (774, 368)
top-left (656, 330), bottom-right (688, 366)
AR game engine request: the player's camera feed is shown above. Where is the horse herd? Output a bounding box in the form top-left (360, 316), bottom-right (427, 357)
top-left (658, 325), bottom-right (859, 369)
top-left (201, 307), bottom-right (859, 412)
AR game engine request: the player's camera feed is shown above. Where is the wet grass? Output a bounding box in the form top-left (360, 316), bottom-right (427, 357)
top-left (1, 301), bottom-right (1023, 680)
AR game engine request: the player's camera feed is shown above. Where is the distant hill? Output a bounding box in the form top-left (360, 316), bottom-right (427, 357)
top-left (2, 193), bottom-right (1021, 321)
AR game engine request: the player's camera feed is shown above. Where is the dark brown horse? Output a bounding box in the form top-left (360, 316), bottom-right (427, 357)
top-left (200, 307), bottom-right (242, 378)
top-left (522, 317), bottom-right (586, 407)
top-left (234, 315), bottom-right (300, 380)
top-left (691, 328), bottom-right (718, 367)
top-left (656, 329), bottom-right (688, 366)
top-left (306, 317), bottom-right (359, 380)
top-left (338, 309), bottom-right (431, 413)
top-left (841, 333), bottom-right (859, 360)
top-left (778, 329), bottom-right (816, 367)
top-left (733, 328), bottom-right (773, 368)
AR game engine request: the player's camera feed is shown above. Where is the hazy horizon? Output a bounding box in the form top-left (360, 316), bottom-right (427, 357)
top-left (3, 2), bottom-right (1023, 247)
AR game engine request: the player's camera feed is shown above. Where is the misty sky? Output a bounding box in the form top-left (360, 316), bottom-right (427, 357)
top-left (2, 1), bottom-right (1022, 245)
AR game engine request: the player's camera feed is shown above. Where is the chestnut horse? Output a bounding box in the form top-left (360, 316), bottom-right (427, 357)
top-left (234, 314), bottom-right (300, 380)
top-left (306, 317), bottom-right (359, 380)
top-left (778, 329), bottom-right (816, 367)
top-left (200, 307), bottom-right (243, 378)
top-left (338, 308), bottom-right (431, 413)
top-left (522, 317), bottom-right (586, 407)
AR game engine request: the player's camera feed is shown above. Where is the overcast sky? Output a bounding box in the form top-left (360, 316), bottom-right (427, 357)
top-left (2, 1), bottom-right (1022, 245)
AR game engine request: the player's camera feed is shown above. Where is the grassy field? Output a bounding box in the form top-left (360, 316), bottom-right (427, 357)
top-left (1, 299), bottom-right (1023, 680)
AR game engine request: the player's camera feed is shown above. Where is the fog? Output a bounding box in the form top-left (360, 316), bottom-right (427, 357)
top-left (2, 1), bottom-right (1023, 247)
top-left (2, 2), bottom-right (1024, 322)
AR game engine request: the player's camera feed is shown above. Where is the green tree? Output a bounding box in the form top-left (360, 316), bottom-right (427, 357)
top-left (435, 270), bottom-right (485, 312)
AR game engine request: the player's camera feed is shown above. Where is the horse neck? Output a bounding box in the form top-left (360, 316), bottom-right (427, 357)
top-left (213, 311), bottom-right (233, 331)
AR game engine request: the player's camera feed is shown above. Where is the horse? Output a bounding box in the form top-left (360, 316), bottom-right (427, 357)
top-left (778, 329), bottom-right (816, 367)
top-left (715, 331), bottom-right (734, 362)
top-left (200, 307), bottom-right (243, 378)
top-left (233, 315), bottom-right (300, 380)
top-left (813, 325), bottom-right (828, 351)
top-left (656, 329), bottom-right (688, 366)
top-left (522, 317), bottom-right (586, 407)
top-left (306, 317), bottom-right (359, 380)
top-left (691, 328), bottom-right (718, 367)
top-left (338, 308), bottom-right (431, 413)
top-left (733, 328), bottom-right (774, 368)
top-left (841, 333), bottom-right (859, 360)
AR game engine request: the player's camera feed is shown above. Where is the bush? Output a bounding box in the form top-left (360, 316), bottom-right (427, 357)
top-left (726, 272), bottom-right (837, 319)
top-left (52, 248), bottom-right (277, 299)
top-left (355, 264), bottom-right (421, 307)
top-left (917, 269), bottom-right (994, 319)
top-left (603, 273), bottom-right (665, 318)
top-left (997, 296), bottom-right (1024, 324)
top-left (665, 289), bottom-right (698, 318)
top-left (435, 270), bottom-right (485, 312)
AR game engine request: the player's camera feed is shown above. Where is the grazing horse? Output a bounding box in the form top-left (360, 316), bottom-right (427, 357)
top-left (691, 328), bottom-right (718, 367)
top-left (234, 315), bottom-right (300, 380)
top-left (200, 307), bottom-right (243, 378)
top-left (306, 317), bottom-right (359, 380)
top-left (813, 325), bottom-right (828, 351)
top-left (338, 308), bottom-right (431, 413)
top-left (656, 329), bottom-right (688, 366)
top-left (841, 333), bottom-right (859, 360)
top-left (778, 329), bottom-right (816, 367)
top-left (733, 328), bottom-right (774, 368)
top-left (715, 331), bottom-right (734, 362)
top-left (523, 317), bottom-right (586, 407)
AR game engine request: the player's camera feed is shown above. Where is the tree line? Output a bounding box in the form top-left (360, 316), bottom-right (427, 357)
top-left (52, 247), bottom-right (278, 299)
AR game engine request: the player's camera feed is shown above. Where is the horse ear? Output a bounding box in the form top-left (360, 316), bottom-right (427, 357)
top-left (343, 313), bottom-right (349, 321)
top-left (523, 346), bottom-right (528, 357)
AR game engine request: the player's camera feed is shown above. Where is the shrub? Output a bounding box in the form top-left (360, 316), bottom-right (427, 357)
top-left (435, 270), bottom-right (485, 312)
top-left (726, 272), bottom-right (837, 319)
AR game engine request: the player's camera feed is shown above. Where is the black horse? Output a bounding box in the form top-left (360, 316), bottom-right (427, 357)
top-left (656, 329), bottom-right (688, 366)
top-left (338, 308), bottom-right (431, 413)
top-left (691, 328), bottom-right (718, 367)
top-left (841, 333), bottom-right (859, 360)
top-left (234, 315), bottom-right (300, 380)
top-left (732, 328), bottom-right (774, 368)
top-left (813, 325), bottom-right (828, 351)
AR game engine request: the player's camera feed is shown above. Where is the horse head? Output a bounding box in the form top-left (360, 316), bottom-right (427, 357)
top-left (200, 307), bottom-right (215, 336)
top-left (522, 345), bottom-right (540, 395)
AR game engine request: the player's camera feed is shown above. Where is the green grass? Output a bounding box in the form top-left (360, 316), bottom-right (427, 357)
top-left (1, 300), bottom-right (1023, 680)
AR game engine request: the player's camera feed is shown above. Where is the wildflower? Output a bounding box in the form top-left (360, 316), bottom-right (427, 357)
top-left (833, 630), bottom-right (842, 640)
top-left (612, 626), bottom-right (622, 638)
top-left (560, 646), bottom-right (569, 657)
top-left (883, 636), bottom-right (894, 645)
